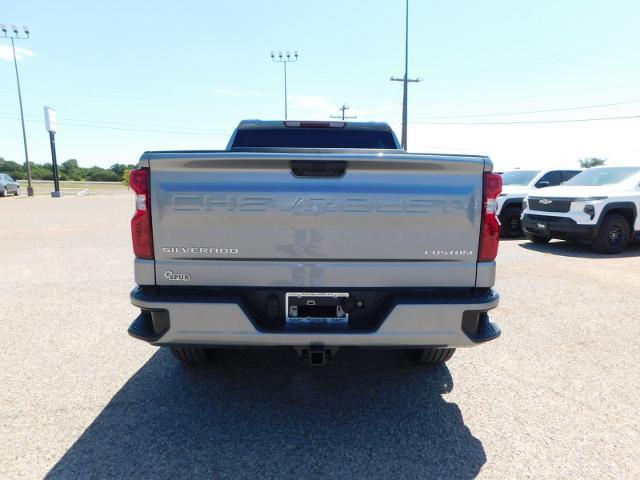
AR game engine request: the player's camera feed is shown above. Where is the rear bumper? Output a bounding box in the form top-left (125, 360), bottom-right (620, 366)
top-left (129, 286), bottom-right (500, 348)
top-left (522, 214), bottom-right (596, 239)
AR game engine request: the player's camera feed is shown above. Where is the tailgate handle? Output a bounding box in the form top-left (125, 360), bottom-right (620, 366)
top-left (290, 160), bottom-right (347, 178)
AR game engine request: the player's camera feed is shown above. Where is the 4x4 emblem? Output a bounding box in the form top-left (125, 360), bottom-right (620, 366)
top-left (539, 199), bottom-right (553, 205)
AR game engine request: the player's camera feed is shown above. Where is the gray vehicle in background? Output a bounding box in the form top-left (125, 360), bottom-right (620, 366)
top-left (0, 174), bottom-right (20, 197)
top-left (127, 120), bottom-right (503, 366)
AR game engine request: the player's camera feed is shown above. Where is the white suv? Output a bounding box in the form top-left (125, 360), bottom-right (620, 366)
top-left (497, 169), bottom-right (582, 237)
top-left (521, 166), bottom-right (640, 254)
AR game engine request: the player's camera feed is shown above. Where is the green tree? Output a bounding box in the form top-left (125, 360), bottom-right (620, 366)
top-left (30, 163), bottom-right (54, 180)
top-left (60, 159), bottom-right (83, 180)
top-left (85, 166), bottom-right (120, 182)
top-left (1, 156), bottom-right (125, 182)
top-left (123, 169), bottom-right (132, 188)
top-left (110, 163), bottom-right (137, 180)
top-left (0, 159), bottom-right (25, 179)
top-left (579, 157), bottom-right (607, 168)
top-left (110, 163), bottom-right (126, 178)
top-left (61, 159), bottom-right (79, 170)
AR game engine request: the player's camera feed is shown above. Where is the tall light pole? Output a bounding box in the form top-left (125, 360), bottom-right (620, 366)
top-left (1, 23), bottom-right (33, 196)
top-left (270, 50), bottom-right (298, 119)
top-left (390, 0), bottom-right (420, 150)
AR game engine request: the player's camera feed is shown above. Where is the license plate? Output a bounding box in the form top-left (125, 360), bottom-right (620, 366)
top-left (285, 292), bottom-right (349, 325)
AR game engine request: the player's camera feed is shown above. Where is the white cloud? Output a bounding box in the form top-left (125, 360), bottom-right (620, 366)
top-left (0, 45), bottom-right (35, 62)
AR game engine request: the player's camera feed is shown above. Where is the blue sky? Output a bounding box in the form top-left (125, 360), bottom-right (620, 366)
top-left (2, 0), bottom-right (640, 171)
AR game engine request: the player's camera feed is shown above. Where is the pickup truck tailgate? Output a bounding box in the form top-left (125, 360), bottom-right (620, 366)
top-left (148, 152), bottom-right (486, 287)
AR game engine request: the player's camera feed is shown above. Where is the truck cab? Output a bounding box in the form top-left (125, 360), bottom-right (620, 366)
top-left (227, 119), bottom-right (401, 150)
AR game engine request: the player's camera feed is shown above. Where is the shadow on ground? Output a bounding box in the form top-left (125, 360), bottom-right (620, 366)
top-left (519, 238), bottom-right (640, 258)
top-left (46, 348), bottom-right (485, 479)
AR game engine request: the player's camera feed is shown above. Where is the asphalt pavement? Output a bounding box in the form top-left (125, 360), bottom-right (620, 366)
top-left (1, 194), bottom-right (639, 479)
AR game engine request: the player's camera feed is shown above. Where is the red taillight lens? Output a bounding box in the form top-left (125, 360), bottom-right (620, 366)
top-left (130, 168), bottom-right (153, 259)
top-left (130, 167), bottom-right (149, 196)
top-left (479, 172), bottom-right (503, 262)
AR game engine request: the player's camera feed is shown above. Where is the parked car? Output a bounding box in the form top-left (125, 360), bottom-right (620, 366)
top-left (497, 169), bottom-right (581, 237)
top-left (0, 174), bottom-right (20, 197)
top-left (522, 166), bottom-right (640, 254)
top-left (127, 120), bottom-right (502, 367)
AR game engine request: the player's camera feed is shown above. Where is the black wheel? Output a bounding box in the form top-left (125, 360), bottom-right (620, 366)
top-left (14, 187), bottom-right (19, 196)
top-left (525, 232), bottom-right (551, 244)
top-left (500, 206), bottom-right (523, 238)
top-left (170, 346), bottom-right (218, 364)
top-left (1, 187), bottom-right (7, 197)
top-left (593, 214), bottom-right (630, 254)
top-left (406, 348), bottom-right (455, 365)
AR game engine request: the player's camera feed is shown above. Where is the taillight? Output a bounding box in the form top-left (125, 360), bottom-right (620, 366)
top-left (130, 167), bottom-right (153, 259)
top-left (479, 172), bottom-right (502, 261)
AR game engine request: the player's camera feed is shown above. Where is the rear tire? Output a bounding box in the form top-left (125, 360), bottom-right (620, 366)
top-left (500, 206), bottom-right (523, 238)
top-left (406, 348), bottom-right (455, 365)
top-left (593, 214), bottom-right (630, 254)
top-left (170, 346), bottom-right (218, 364)
top-left (525, 232), bottom-right (551, 244)
top-left (14, 187), bottom-right (19, 196)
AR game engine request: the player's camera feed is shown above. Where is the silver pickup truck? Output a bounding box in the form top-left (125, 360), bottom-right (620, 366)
top-left (128, 120), bottom-right (502, 366)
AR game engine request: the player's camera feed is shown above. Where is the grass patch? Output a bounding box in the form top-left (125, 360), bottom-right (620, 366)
top-left (17, 180), bottom-right (129, 196)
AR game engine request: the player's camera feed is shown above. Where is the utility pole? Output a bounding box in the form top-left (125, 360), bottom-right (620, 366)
top-left (330, 104), bottom-right (357, 121)
top-left (390, 0), bottom-right (420, 150)
top-left (1, 23), bottom-right (33, 196)
top-left (270, 50), bottom-right (298, 119)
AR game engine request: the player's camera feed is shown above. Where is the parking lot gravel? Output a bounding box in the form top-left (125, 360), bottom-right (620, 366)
top-left (1, 194), bottom-right (639, 479)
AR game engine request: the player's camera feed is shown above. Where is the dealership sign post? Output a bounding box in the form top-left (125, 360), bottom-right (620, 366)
top-left (44, 106), bottom-right (62, 197)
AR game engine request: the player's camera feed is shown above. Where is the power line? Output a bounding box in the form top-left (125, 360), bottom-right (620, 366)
top-left (411, 99), bottom-right (640, 120)
top-left (428, 37), bottom-right (640, 76)
top-left (409, 114), bottom-right (640, 125)
top-left (3, 76), bottom-right (639, 121)
top-left (4, 98), bottom-right (637, 129)
top-left (44, 117), bottom-right (220, 132)
top-left (0, 114), bottom-right (229, 136)
top-left (3, 110), bottom-right (638, 134)
top-left (418, 80), bottom-right (640, 108)
top-left (0, 110), bottom-right (227, 133)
